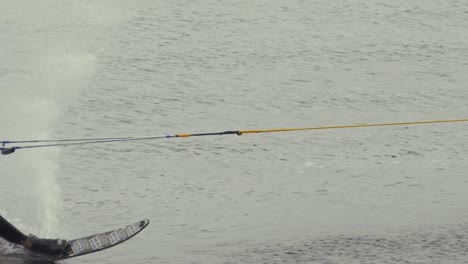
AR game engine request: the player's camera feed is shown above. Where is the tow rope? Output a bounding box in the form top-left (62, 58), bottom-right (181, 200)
top-left (2, 118), bottom-right (468, 155)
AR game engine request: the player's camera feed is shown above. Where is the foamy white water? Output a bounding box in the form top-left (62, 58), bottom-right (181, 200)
top-left (0, 0), bottom-right (125, 238)
top-left (1, 1), bottom-right (468, 264)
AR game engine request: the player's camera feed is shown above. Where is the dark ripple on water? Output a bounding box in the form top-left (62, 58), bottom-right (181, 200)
top-left (0, 241), bottom-right (54, 264)
top-left (226, 224), bottom-right (468, 264)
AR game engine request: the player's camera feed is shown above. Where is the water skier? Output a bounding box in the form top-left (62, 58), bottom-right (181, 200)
top-left (0, 215), bottom-right (69, 257)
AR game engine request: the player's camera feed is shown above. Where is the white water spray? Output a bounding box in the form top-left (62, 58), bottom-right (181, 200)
top-left (0, 0), bottom-right (132, 237)
top-left (1, 53), bottom-right (96, 237)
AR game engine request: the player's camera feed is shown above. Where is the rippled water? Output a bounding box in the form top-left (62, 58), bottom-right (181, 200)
top-left (1, 0), bottom-right (468, 263)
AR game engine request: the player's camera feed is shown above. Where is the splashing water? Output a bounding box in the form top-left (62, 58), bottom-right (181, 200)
top-left (0, 1), bottom-right (132, 237)
top-left (1, 53), bottom-right (96, 237)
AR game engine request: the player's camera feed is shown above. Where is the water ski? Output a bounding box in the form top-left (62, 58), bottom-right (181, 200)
top-left (43, 219), bottom-right (149, 261)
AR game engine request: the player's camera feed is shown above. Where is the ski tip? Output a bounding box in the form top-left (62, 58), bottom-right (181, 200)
top-left (140, 219), bottom-right (150, 228)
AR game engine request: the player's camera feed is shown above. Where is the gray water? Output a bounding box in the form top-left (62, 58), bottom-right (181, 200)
top-left (1, 0), bottom-right (468, 263)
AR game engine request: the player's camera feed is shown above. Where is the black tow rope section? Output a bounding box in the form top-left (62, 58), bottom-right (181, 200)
top-left (1, 137), bottom-right (133, 155)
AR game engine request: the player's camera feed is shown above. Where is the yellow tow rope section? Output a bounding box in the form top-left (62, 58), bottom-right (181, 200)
top-left (237, 118), bottom-right (468, 135)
